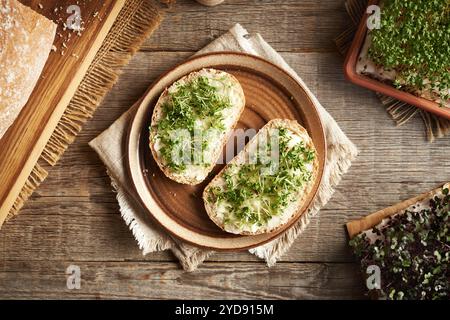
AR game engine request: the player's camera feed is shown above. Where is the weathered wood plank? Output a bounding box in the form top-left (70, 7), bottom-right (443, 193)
top-left (1, 0), bottom-right (449, 300)
top-left (1, 205), bottom-right (354, 263)
top-left (0, 261), bottom-right (365, 299)
top-left (42, 51), bottom-right (450, 197)
top-left (1, 51), bottom-right (448, 265)
top-left (144, 0), bottom-right (349, 53)
top-left (1, 180), bottom-right (448, 264)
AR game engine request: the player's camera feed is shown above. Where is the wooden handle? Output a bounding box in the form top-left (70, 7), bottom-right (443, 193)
top-left (346, 183), bottom-right (449, 239)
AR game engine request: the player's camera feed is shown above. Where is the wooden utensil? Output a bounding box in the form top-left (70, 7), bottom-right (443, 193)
top-left (0, 0), bottom-right (126, 227)
top-left (346, 183), bottom-right (449, 239)
top-left (127, 52), bottom-right (327, 251)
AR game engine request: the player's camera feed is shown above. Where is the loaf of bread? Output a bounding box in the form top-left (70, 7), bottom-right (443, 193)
top-left (0, 0), bottom-right (57, 140)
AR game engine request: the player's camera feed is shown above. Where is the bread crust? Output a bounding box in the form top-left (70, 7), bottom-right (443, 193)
top-left (149, 68), bottom-right (246, 185)
top-left (0, 0), bottom-right (57, 139)
top-left (203, 119), bottom-right (320, 235)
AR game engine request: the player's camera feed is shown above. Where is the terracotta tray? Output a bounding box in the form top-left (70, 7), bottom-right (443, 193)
top-left (0, 0), bottom-right (126, 226)
top-left (344, 0), bottom-right (450, 120)
top-left (127, 52), bottom-right (327, 251)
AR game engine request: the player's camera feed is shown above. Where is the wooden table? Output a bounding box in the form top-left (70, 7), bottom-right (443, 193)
top-left (0, 0), bottom-right (449, 299)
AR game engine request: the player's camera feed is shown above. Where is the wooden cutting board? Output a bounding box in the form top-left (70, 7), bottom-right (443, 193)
top-left (346, 183), bottom-right (449, 239)
top-left (0, 0), bottom-right (126, 226)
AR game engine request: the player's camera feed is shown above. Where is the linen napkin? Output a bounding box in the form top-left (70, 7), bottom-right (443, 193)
top-left (89, 24), bottom-right (358, 271)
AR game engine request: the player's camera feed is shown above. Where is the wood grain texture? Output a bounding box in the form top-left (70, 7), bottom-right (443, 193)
top-left (0, 0), bottom-right (449, 299)
top-left (0, 261), bottom-right (365, 299)
top-left (0, 0), bottom-right (126, 225)
top-left (142, 0), bottom-right (349, 52)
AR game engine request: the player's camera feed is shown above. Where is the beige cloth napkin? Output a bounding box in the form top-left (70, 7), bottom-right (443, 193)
top-left (89, 24), bottom-right (358, 271)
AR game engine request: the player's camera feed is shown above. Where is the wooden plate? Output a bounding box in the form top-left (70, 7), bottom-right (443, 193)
top-left (127, 52), bottom-right (326, 251)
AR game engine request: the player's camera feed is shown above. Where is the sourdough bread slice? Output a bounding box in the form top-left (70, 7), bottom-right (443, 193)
top-left (203, 119), bottom-right (319, 235)
top-left (149, 68), bottom-right (245, 185)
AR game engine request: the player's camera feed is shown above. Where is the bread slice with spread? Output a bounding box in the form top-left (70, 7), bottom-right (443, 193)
top-left (203, 119), bottom-right (319, 235)
top-left (149, 68), bottom-right (245, 185)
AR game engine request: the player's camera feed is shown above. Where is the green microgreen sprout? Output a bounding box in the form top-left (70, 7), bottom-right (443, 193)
top-left (151, 75), bottom-right (232, 172)
top-left (368, 0), bottom-right (450, 106)
top-left (349, 187), bottom-right (450, 300)
top-left (207, 127), bottom-right (315, 229)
